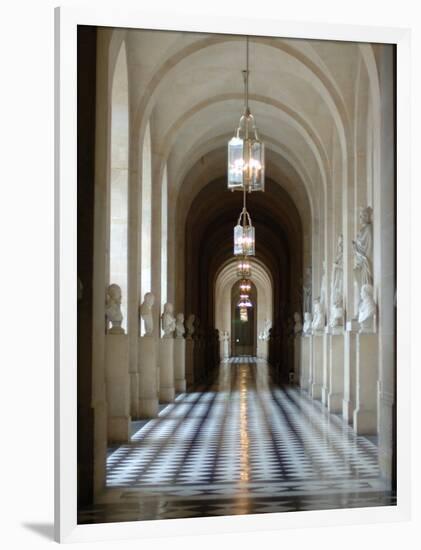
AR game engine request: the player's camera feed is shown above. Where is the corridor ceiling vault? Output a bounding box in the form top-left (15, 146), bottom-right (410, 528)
top-left (77, 25), bottom-right (396, 512)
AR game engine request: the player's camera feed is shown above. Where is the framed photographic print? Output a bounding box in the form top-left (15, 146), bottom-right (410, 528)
top-left (55, 5), bottom-right (411, 543)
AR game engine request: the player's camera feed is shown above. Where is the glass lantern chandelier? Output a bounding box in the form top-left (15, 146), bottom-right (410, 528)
top-left (234, 206), bottom-right (255, 256)
top-left (239, 280), bottom-right (251, 293)
top-left (237, 258), bottom-right (251, 278)
top-left (237, 296), bottom-right (252, 308)
top-left (228, 37), bottom-right (265, 193)
top-left (240, 307), bottom-right (248, 322)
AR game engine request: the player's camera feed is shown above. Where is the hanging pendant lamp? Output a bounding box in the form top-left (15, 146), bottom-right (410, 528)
top-left (234, 207), bottom-right (255, 256)
top-left (237, 258), bottom-right (251, 278)
top-left (228, 36), bottom-right (265, 193)
top-left (239, 279), bottom-right (251, 293)
top-left (237, 296), bottom-right (253, 308)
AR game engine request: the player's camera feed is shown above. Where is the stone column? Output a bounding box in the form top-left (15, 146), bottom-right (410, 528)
top-left (343, 321), bottom-right (358, 423)
top-left (353, 331), bottom-right (378, 434)
top-left (294, 334), bottom-right (301, 385)
top-left (327, 328), bottom-right (345, 413)
top-left (174, 336), bottom-right (186, 392)
top-left (138, 335), bottom-right (159, 418)
top-left (105, 334), bottom-right (131, 442)
top-left (185, 336), bottom-right (195, 387)
top-left (159, 337), bottom-right (175, 402)
top-left (311, 331), bottom-right (324, 400)
top-left (300, 335), bottom-right (311, 391)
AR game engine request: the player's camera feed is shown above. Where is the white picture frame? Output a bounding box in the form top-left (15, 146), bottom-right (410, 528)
top-left (55, 5), bottom-right (411, 543)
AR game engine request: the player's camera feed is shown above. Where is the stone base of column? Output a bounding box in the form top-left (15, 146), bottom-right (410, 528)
top-left (108, 416), bottom-right (131, 442)
top-left (185, 337), bottom-right (194, 386)
top-left (321, 330), bottom-right (329, 405)
top-left (294, 336), bottom-right (300, 385)
top-left (311, 332), bottom-right (324, 400)
top-left (353, 408), bottom-right (377, 435)
top-left (300, 336), bottom-right (311, 390)
top-left (327, 330), bottom-right (344, 414)
top-left (311, 383), bottom-right (323, 400)
top-left (138, 335), bottom-right (159, 418)
top-left (174, 337), bottom-right (186, 392)
top-left (257, 340), bottom-right (269, 360)
top-left (342, 399), bottom-right (354, 423)
top-left (130, 372), bottom-right (139, 418)
top-left (159, 337), bottom-right (175, 403)
top-left (105, 334), bottom-right (131, 443)
top-left (353, 331), bottom-right (378, 435)
top-left (327, 392), bottom-right (343, 413)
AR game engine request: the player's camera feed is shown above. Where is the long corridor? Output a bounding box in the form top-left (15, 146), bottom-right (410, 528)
top-left (79, 358), bottom-right (394, 524)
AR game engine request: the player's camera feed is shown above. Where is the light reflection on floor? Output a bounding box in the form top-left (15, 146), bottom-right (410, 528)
top-left (78, 357), bottom-right (395, 524)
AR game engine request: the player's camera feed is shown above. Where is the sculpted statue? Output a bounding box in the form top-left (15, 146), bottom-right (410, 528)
top-left (320, 261), bottom-right (327, 312)
top-left (311, 298), bottom-right (325, 332)
top-left (105, 284), bottom-right (124, 334)
top-left (358, 284), bottom-right (376, 331)
top-left (186, 314), bottom-right (195, 338)
top-left (175, 313), bottom-right (185, 338)
top-left (303, 266), bottom-right (312, 314)
top-left (303, 312), bottom-right (312, 335)
top-left (353, 207), bottom-right (373, 298)
top-left (161, 302), bottom-right (176, 337)
top-left (259, 319), bottom-right (272, 341)
top-left (330, 234), bottom-right (344, 327)
top-left (293, 312), bottom-right (302, 334)
top-left (140, 292), bottom-right (155, 336)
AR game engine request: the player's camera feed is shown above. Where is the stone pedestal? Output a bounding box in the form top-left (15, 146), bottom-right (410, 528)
top-left (300, 335), bottom-right (311, 390)
top-left (129, 371), bottom-right (139, 419)
top-left (343, 322), bottom-right (358, 423)
top-left (293, 335), bottom-right (301, 384)
top-left (223, 337), bottom-right (230, 359)
top-left (353, 331), bottom-right (378, 434)
top-left (105, 334), bottom-right (131, 442)
top-left (185, 337), bottom-right (195, 386)
top-left (311, 332), bottom-right (324, 400)
top-left (257, 339), bottom-right (269, 360)
top-left (174, 337), bottom-right (186, 392)
top-left (138, 336), bottom-right (159, 418)
top-left (321, 330), bottom-right (329, 405)
top-left (327, 329), bottom-right (345, 413)
top-left (159, 337), bottom-right (175, 402)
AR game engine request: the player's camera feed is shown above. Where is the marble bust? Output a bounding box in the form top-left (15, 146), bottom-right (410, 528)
top-left (311, 298), bottom-right (325, 332)
top-left (105, 284), bottom-right (124, 334)
top-left (140, 292), bottom-right (155, 336)
top-left (303, 312), bottom-right (312, 335)
top-left (161, 302), bottom-right (176, 337)
top-left (175, 313), bottom-right (185, 338)
top-left (186, 314), bottom-right (195, 338)
top-left (293, 312), bottom-right (302, 334)
top-left (358, 284), bottom-right (376, 331)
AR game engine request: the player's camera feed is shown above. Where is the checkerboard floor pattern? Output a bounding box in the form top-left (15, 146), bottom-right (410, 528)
top-left (79, 358), bottom-right (394, 524)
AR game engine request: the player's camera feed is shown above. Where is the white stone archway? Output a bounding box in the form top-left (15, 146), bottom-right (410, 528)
top-left (215, 259), bottom-right (273, 359)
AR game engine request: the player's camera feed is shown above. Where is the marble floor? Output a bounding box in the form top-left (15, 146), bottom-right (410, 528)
top-left (78, 357), bottom-right (395, 524)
